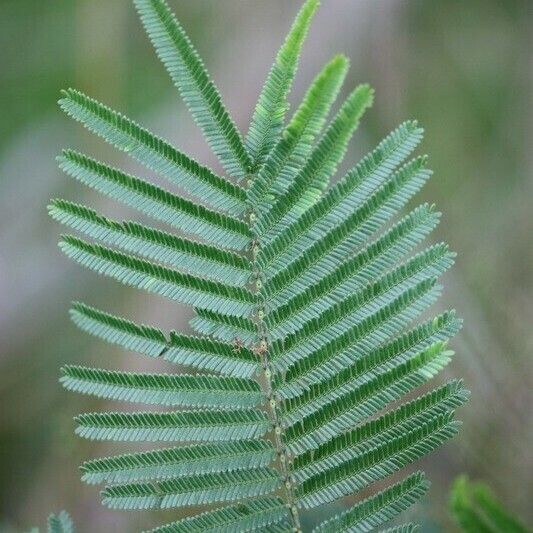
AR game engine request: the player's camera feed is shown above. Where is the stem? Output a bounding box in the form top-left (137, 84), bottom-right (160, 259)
top-left (247, 204), bottom-right (302, 531)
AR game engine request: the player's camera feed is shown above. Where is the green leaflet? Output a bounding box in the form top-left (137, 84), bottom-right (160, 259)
top-left (60, 365), bottom-right (264, 409)
top-left (60, 236), bottom-right (255, 317)
top-left (292, 380), bottom-right (469, 482)
top-left (53, 0), bottom-right (468, 530)
top-left (246, 0), bottom-right (319, 171)
top-left (58, 89), bottom-right (246, 215)
top-left (134, 0), bottom-right (251, 178)
top-left (256, 84), bottom-right (374, 238)
top-left (70, 302), bottom-right (260, 378)
top-left (147, 497), bottom-right (290, 533)
top-left (49, 199), bottom-right (251, 286)
top-left (277, 310), bottom-right (462, 398)
top-left (75, 409), bottom-right (270, 442)
top-left (81, 440), bottom-right (275, 485)
top-left (47, 512), bottom-right (74, 533)
top-left (259, 121), bottom-right (424, 274)
top-left (102, 467), bottom-right (281, 510)
top-left (265, 204), bottom-right (441, 335)
top-left (283, 343), bottom-right (454, 454)
top-left (296, 414), bottom-right (460, 508)
top-left (249, 55), bottom-right (349, 209)
top-left (58, 150), bottom-right (250, 250)
top-left (312, 471), bottom-right (429, 532)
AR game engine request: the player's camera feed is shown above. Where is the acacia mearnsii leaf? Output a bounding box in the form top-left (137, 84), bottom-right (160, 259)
top-left (292, 380), bottom-right (469, 482)
top-left (134, 0), bottom-right (251, 178)
top-left (47, 511), bottom-right (74, 533)
top-left (280, 339), bottom-right (455, 427)
top-left (58, 89), bottom-right (246, 215)
top-left (265, 204), bottom-right (441, 336)
top-left (59, 236), bottom-right (255, 317)
top-left (276, 310), bottom-right (462, 398)
top-left (258, 121), bottom-right (425, 275)
top-left (69, 302), bottom-right (260, 378)
top-left (283, 342), bottom-right (454, 454)
top-left (58, 150), bottom-right (250, 250)
top-left (246, 0), bottom-right (319, 171)
top-left (260, 155), bottom-right (432, 294)
top-left (312, 471), bottom-right (429, 533)
top-left (147, 497), bottom-right (290, 533)
top-left (296, 413), bottom-right (460, 508)
top-left (270, 244), bottom-right (454, 368)
top-left (249, 54), bottom-right (349, 211)
top-left (256, 84), bottom-right (374, 238)
top-left (54, 0), bottom-right (469, 530)
top-left (60, 366), bottom-right (263, 409)
top-left (102, 467), bottom-right (280, 510)
top-left (80, 440), bottom-right (275, 485)
top-left (75, 408), bottom-right (270, 442)
top-left (48, 199), bottom-right (251, 286)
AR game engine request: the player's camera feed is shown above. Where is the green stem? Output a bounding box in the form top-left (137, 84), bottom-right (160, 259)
top-left (248, 203), bottom-right (302, 532)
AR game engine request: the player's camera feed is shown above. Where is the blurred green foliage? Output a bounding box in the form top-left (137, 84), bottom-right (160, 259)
top-left (450, 476), bottom-right (530, 532)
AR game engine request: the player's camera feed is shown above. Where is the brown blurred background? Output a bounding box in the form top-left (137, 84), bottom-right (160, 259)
top-left (0, 0), bottom-right (531, 531)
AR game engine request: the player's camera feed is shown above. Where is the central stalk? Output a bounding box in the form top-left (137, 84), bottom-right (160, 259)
top-left (247, 203), bottom-right (302, 532)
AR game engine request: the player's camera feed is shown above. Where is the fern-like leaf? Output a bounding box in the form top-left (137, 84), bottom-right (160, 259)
top-left (147, 497), bottom-right (290, 533)
top-left (53, 1), bottom-right (468, 531)
top-left (58, 89), bottom-right (246, 214)
top-left (134, 0), bottom-right (251, 178)
top-left (313, 471), bottom-right (429, 532)
top-left (60, 366), bottom-right (263, 409)
top-left (246, 0), bottom-right (319, 170)
top-left (75, 409), bottom-right (270, 442)
top-left (81, 440), bottom-right (275, 485)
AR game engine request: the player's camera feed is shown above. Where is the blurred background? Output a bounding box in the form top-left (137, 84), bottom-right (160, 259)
top-left (0, 0), bottom-right (531, 531)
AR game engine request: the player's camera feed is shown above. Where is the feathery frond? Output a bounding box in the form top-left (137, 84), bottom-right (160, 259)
top-left (75, 409), bottom-right (270, 442)
top-left (148, 497), bottom-right (290, 533)
top-left (58, 89), bottom-right (246, 214)
top-left (49, 199), bottom-right (251, 286)
top-left (246, 0), bottom-right (319, 170)
top-left (313, 472), bottom-right (429, 532)
top-left (81, 440), bottom-right (275, 485)
top-left (60, 366), bottom-right (263, 409)
top-left (133, 0), bottom-right (251, 178)
top-left (52, 0), bottom-right (467, 531)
